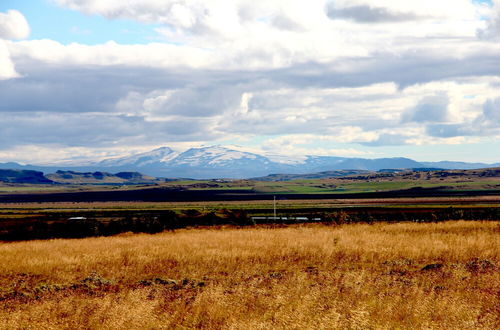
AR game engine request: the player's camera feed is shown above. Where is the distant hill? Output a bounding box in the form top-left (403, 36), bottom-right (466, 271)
top-left (46, 171), bottom-right (158, 184)
top-left (253, 167), bottom-right (500, 181)
top-left (252, 170), bottom-right (372, 181)
top-left (422, 161), bottom-right (500, 170)
top-left (0, 169), bottom-right (53, 184)
top-left (1, 145), bottom-right (499, 179)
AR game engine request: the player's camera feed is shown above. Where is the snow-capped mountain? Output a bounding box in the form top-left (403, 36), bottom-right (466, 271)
top-left (98, 147), bottom-right (178, 167)
top-left (79, 146), bottom-right (439, 178)
top-left (1, 145), bottom-right (499, 179)
top-left (167, 146), bottom-right (270, 167)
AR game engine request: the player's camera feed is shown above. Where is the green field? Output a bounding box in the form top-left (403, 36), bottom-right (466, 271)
top-left (165, 179), bottom-right (500, 194)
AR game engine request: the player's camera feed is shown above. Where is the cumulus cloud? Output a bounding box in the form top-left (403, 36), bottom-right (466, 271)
top-left (482, 98), bottom-right (500, 124)
top-left (2, 53), bottom-right (499, 152)
top-left (0, 111), bottom-right (222, 149)
top-left (142, 86), bottom-right (244, 117)
top-left (482, 16), bottom-right (500, 40)
top-left (401, 94), bottom-right (450, 123)
top-left (477, 0), bottom-right (500, 40)
top-left (0, 10), bottom-right (30, 40)
top-left (426, 97), bottom-right (500, 138)
top-left (0, 10), bottom-right (29, 80)
top-left (0, 41), bottom-right (19, 80)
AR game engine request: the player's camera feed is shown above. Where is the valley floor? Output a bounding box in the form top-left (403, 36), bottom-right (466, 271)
top-left (0, 221), bottom-right (499, 329)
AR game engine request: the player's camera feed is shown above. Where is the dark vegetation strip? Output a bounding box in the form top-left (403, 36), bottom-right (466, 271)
top-left (0, 187), bottom-right (499, 203)
top-left (0, 206), bottom-right (498, 241)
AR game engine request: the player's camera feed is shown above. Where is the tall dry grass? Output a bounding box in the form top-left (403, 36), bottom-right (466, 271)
top-left (0, 221), bottom-right (498, 329)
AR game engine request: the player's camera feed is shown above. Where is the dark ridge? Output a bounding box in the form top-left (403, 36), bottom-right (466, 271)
top-left (0, 186), bottom-right (499, 203)
top-left (0, 169), bottom-right (53, 184)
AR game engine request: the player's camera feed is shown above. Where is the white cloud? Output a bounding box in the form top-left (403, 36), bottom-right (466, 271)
top-left (4, 0), bottom-right (495, 74)
top-left (47, 0), bottom-right (489, 69)
top-left (477, 0), bottom-right (500, 40)
top-left (9, 39), bottom-right (216, 68)
top-left (0, 41), bottom-right (19, 80)
top-left (259, 134), bottom-right (375, 159)
top-left (0, 10), bottom-right (30, 40)
top-left (0, 10), bottom-right (30, 80)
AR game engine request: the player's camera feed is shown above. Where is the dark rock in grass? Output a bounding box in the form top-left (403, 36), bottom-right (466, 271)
top-left (421, 263), bottom-right (444, 271)
top-left (139, 278), bottom-right (177, 286)
top-left (466, 259), bottom-right (496, 273)
top-left (153, 278), bottom-right (178, 285)
top-left (73, 272), bottom-right (115, 291)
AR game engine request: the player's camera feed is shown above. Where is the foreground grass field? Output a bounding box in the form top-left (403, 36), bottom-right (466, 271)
top-left (1, 221), bottom-right (498, 329)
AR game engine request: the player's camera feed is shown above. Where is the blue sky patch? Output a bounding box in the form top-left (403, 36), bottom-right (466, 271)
top-left (0, 0), bottom-right (161, 44)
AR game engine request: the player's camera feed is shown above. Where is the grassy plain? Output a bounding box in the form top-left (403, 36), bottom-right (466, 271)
top-left (1, 168), bottom-right (499, 196)
top-left (1, 221), bottom-right (498, 329)
top-left (158, 177), bottom-right (500, 194)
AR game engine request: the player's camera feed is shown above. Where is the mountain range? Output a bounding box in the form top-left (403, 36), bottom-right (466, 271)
top-left (1, 146), bottom-right (499, 179)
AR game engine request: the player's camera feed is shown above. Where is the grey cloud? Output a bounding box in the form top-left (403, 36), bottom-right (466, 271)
top-left (271, 14), bottom-right (305, 31)
top-left (326, 4), bottom-right (420, 23)
top-left (153, 86), bottom-right (243, 117)
top-left (401, 95), bottom-right (450, 123)
top-left (0, 63), bottom-right (195, 113)
top-left (477, 11), bottom-right (500, 40)
top-left (426, 124), bottom-right (474, 138)
top-left (481, 98), bottom-right (500, 124)
top-left (8, 49), bottom-right (500, 116)
top-left (0, 112), bottom-right (146, 147)
top-left (2, 46), bottom-right (500, 150)
top-left (360, 133), bottom-right (408, 146)
top-left (268, 52), bottom-right (500, 90)
top-left (426, 98), bottom-right (500, 138)
top-left (0, 111), bottom-right (220, 148)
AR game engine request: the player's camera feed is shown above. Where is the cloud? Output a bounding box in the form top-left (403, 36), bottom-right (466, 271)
top-left (361, 133), bottom-right (409, 146)
top-left (426, 124), bottom-right (474, 138)
top-left (9, 39), bottom-right (215, 68)
top-left (481, 97), bottom-right (500, 124)
top-left (259, 134), bottom-right (375, 158)
top-left (0, 111), bottom-right (221, 149)
top-left (0, 1), bottom-right (498, 163)
top-left (327, 0), bottom-right (480, 21)
top-left (0, 10), bottom-right (29, 80)
top-left (401, 94), bottom-right (450, 123)
top-left (477, 0), bottom-right (500, 40)
top-left (482, 15), bottom-right (500, 40)
top-left (140, 86), bottom-right (245, 118)
top-left (0, 41), bottom-right (19, 80)
top-left (426, 97), bottom-right (500, 138)
top-left (1, 52), bottom-right (499, 152)
top-left (0, 10), bottom-right (30, 40)
top-left (326, 5), bottom-right (420, 23)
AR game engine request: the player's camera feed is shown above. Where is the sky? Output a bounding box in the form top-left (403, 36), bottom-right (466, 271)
top-left (0, 0), bottom-right (499, 164)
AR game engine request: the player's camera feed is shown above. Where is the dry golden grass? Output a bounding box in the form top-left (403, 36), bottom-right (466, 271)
top-left (0, 221), bottom-right (499, 329)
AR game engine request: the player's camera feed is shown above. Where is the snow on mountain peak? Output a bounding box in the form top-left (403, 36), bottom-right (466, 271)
top-left (170, 146), bottom-right (262, 166)
top-left (99, 146), bottom-right (175, 167)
